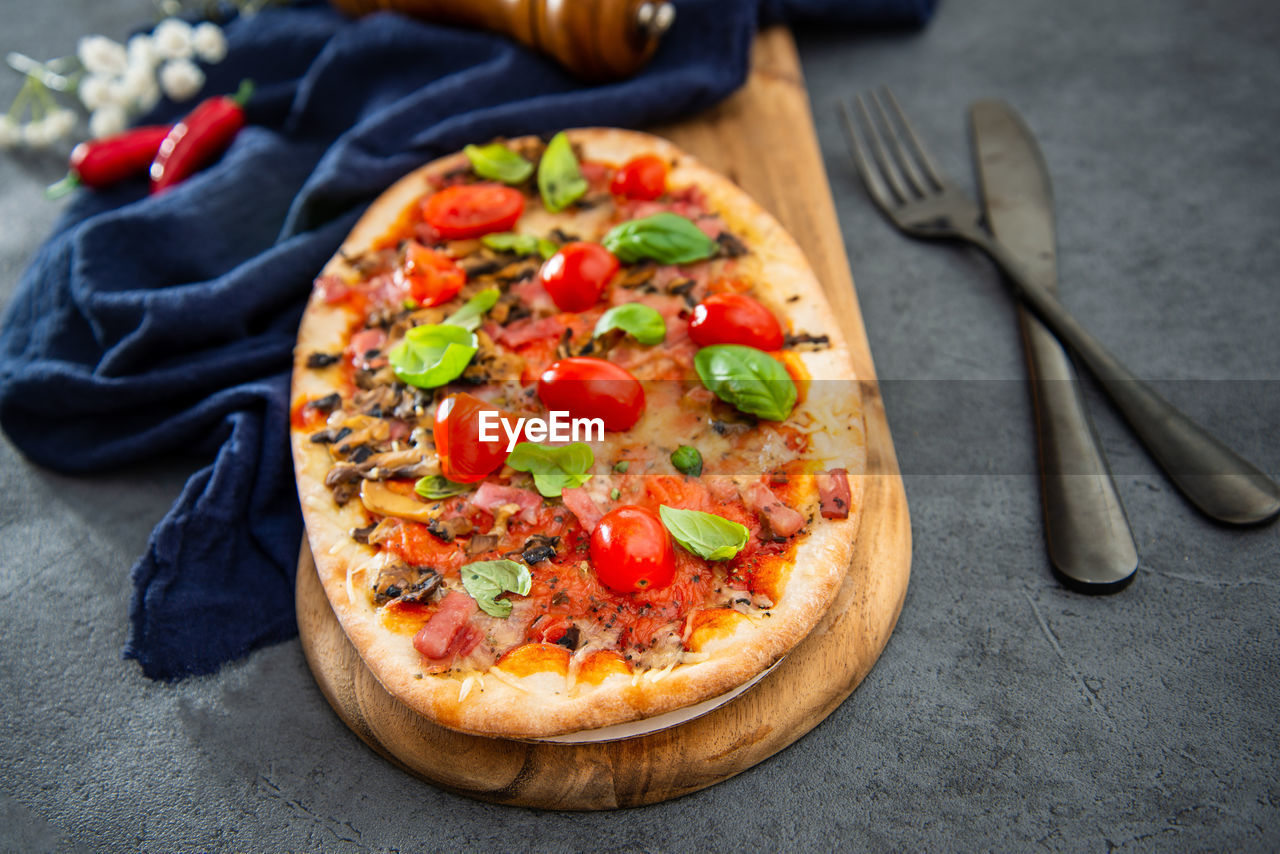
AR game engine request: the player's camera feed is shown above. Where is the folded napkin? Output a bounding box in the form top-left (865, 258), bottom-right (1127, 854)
top-left (0, 0), bottom-right (935, 680)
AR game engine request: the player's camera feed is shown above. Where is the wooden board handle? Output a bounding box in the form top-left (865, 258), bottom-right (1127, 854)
top-left (329, 0), bottom-right (675, 80)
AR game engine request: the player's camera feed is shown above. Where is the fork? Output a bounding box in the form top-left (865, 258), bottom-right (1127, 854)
top-left (838, 88), bottom-right (1280, 526)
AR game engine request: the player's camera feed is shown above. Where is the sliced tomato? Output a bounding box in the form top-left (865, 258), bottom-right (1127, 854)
top-left (539, 242), bottom-right (618, 312)
top-left (688, 292), bottom-right (785, 350)
top-left (536, 357), bottom-right (644, 432)
top-left (590, 506), bottom-right (675, 593)
top-left (421, 183), bottom-right (524, 239)
top-left (434, 392), bottom-right (522, 483)
top-left (609, 154), bottom-right (667, 200)
top-left (395, 242), bottom-right (466, 306)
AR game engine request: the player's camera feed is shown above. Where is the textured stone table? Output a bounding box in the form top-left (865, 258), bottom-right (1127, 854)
top-left (2, 0), bottom-right (1278, 850)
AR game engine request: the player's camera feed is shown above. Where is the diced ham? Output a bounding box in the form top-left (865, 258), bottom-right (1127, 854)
top-left (347, 327), bottom-right (388, 370)
top-left (706, 476), bottom-right (739, 503)
top-left (493, 315), bottom-right (565, 348)
top-left (560, 486), bottom-right (603, 532)
top-left (471, 482), bottom-right (542, 523)
top-left (817, 468), bottom-right (852, 519)
top-left (315, 274), bottom-right (351, 304)
top-left (693, 215), bottom-right (726, 239)
top-left (386, 418), bottom-right (412, 442)
top-left (579, 160), bottom-right (613, 193)
top-left (412, 590), bottom-right (478, 659)
top-left (743, 482), bottom-right (806, 538)
top-left (508, 278), bottom-right (557, 315)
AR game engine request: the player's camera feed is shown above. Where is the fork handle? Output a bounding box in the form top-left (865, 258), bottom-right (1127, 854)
top-left (978, 236), bottom-right (1280, 525)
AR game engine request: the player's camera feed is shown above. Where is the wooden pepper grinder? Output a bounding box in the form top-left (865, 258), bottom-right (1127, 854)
top-left (329, 0), bottom-right (676, 80)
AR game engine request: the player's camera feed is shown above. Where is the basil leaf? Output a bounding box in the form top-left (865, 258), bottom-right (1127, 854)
top-left (460, 559), bottom-right (532, 618)
top-left (388, 323), bottom-right (477, 389)
top-left (464, 142), bottom-right (534, 184)
top-left (601, 212), bottom-right (717, 265)
top-left (537, 131), bottom-right (588, 213)
top-left (658, 505), bottom-right (749, 561)
top-left (505, 441), bottom-right (594, 497)
top-left (593, 303), bottom-right (666, 345)
top-left (414, 475), bottom-right (470, 500)
top-left (670, 445), bottom-right (703, 476)
top-left (694, 344), bottom-right (796, 421)
top-left (482, 232), bottom-right (539, 256)
top-left (442, 287), bottom-right (500, 331)
top-left (482, 233), bottom-right (557, 260)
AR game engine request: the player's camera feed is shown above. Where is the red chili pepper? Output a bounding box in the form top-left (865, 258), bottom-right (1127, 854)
top-left (45, 125), bottom-right (172, 199)
top-left (149, 79), bottom-right (254, 195)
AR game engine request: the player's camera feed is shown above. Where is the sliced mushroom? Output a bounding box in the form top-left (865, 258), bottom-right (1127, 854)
top-left (359, 480), bottom-right (441, 523)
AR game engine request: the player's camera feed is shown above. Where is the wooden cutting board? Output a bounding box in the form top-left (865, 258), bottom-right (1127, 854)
top-left (295, 26), bottom-right (911, 810)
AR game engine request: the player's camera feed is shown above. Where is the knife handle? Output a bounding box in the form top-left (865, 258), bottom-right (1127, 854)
top-left (1020, 307), bottom-right (1138, 589)
top-left (982, 237), bottom-right (1280, 525)
top-left (329, 0), bottom-right (675, 80)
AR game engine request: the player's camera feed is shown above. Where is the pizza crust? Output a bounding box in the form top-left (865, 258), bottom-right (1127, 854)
top-left (291, 129), bottom-right (866, 739)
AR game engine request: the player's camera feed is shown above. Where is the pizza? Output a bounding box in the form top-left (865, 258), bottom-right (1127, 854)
top-left (290, 128), bottom-right (866, 739)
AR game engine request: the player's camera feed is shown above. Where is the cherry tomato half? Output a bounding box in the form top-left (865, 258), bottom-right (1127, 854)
top-left (539, 242), bottom-right (619, 312)
top-left (434, 393), bottom-right (522, 483)
top-left (395, 242), bottom-right (466, 307)
top-left (421, 183), bottom-right (524, 239)
top-left (688, 293), bottom-right (785, 350)
top-left (609, 154), bottom-right (667, 201)
top-left (537, 357), bottom-right (644, 432)
top-left (590, 506), bottom-right (675, 593)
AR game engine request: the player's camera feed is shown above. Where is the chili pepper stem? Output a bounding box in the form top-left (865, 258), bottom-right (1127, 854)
top-left (231, 79), bottom-right (255, 107)
top-left (45, 172), bottom-right (81, 200)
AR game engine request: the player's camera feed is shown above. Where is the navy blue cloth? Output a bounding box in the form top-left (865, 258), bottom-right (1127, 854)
top-left (0, 0), bottom-right (934, 680)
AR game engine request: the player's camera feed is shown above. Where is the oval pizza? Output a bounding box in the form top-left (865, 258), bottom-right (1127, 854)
top-left (290, 128), bottom-right (866, 739)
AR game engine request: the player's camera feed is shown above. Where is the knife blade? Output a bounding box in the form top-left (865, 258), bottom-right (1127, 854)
top-left (969, 99), bottom-right (1138, 591)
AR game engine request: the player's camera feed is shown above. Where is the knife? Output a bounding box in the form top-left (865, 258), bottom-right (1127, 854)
top-left (969, 99), bottom-right (1138, 591)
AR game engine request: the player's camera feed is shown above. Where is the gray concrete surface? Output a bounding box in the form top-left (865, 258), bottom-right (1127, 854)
top-left (3, 0), bottom-right (1279, 850)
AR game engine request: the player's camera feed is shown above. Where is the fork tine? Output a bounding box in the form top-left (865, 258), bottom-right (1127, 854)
top-left (837, 99), bottom-right (896, 213)
top-left (853, 93), bottom-right (912, 204)
top-left (880, 87), bottom-right (945, 189)
top-left (868, 90), bottom-right (927, 197)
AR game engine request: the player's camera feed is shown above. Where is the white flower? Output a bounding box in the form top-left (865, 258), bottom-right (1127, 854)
top-left (89, 105), bottom-right (127, 139)
top-left (0, 116), bottom-right (19, 149)
top-left (44, 109), bottom-right (78, 141)
top-left (121, 62), bottom-right (158, 103)
top-left (159, 59), bottom-right (205, 101)
top-left (152, 18), bottom-right (194, 61)
top-left (22, 118), bottom-right (53, 149)
top-left (135, 79), bottom-right (162, 113)
top-left (78, 73), bottom-right (115, 111)
top-left (127, 34), bottom-right (159, 70)
top-left (191, 22), bottom-right (228, 64)
top-left (78, 35), bottom-right (128, 76)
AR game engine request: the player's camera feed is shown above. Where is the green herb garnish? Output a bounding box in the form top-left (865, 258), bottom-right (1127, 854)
top-left (693, 344), bottom-right (796, 421)
top-left (601, 212), bottom-right (717, 265)
top-left (442, 287), bottom-right (500, 331)
top-left (414, 475), bottom-right (470, 500)
top-left (593, 303), bottom-right (666, 345)
top-left (464, 142), bottom-right (534, 184)
top-left (505, 441), bottom-right (594, 497)
top-left (481, 232), bottom-right (558, 260)
top-left (537, 131), bottom-right (588, 212)
top-left (387, 323), bottom-right (477, 389)
top-left (460, 559), bottom-right (532, 618)
top-left (658, 506), bottom-right (749, 561)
